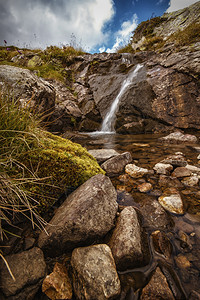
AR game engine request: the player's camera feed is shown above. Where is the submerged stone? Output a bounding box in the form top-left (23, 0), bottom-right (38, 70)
top-left (158, 193), bottom-right (184, 215)
top-left (140, 267), bottom-right (175, 300)
top-left (125, 164), bottom-right (149, 178)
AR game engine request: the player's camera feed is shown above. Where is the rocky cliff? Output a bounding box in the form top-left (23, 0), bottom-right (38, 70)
top-left (0, 2), bottom-right (199, 135)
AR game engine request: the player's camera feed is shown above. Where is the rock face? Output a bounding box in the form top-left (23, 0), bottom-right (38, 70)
top-left (38, 174), bottom-right (118, 257)
top-left (0, 247), bottom-right (46, 300)
top-left (109, 206), bottom-right (147, 270)
top-left (0, 65), bottom-right (55, 115)
top-left (71, 244), bottom-right (121, 300)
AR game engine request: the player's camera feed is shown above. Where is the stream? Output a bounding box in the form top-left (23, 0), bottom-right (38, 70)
top-left (72, 131), bottom-right (200, 299)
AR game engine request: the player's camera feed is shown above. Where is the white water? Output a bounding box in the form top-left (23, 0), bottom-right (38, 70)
top-left (99, 64), bottom-right (143, 134)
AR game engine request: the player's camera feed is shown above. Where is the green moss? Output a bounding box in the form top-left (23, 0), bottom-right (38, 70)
top-left (20, 132), bottom-right (105, 211)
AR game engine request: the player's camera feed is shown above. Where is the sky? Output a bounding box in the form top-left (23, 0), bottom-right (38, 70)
top-left (0, 0), bottom-right (198, 53)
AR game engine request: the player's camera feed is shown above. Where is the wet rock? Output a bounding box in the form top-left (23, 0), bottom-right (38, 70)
top-left (0, 247), bottom-right (46, 300)
top-left (116, 120), bottom-right (144, 134)
top-left (140, 267), bottom-right (175, 300)
top-left (159, 175), bottom-right (183, 189)
top-left (151, 230), bottom-right (172, 259)
top-left (159, 131), bottom-right (198, 144)
top-left (153, 163), bottom-right (173, 175)
top-left (172, 167), bottom-right (192, 178)
top-left (158, 192), bottom-right (184, 215)
top-left (88, 149), bottom-right (119, 163)
top-left (185, 164), bottom-right (200, 175)
top-left (181, 176), bottom-right (199, 186)
top-left (78, 118), bottom-right (100, 132)
top-left (0, 65), bottom-right (55, 115)
top-left (175, 254), bottom-right (191, 269)
top-left (42, 262), bottom-right (72, 300)
top-left (109, 207), bottom-right (147, 270)
top-left (101, 152), bottom-right (132, 177)
top-left (38, 174), bottom-right (118, 257)
top-left (178, 230), bottom-right (192, 249)
top-left (160, 152), bottom-right (187, 167)
top-left (71, 244), bottom-right (121, 300)
top-left (137, 182), bottom-right (152, 193)
top-left (125, 163), bottom-right (149, 178)
top-left (138, 197), bottom-right (173, 230)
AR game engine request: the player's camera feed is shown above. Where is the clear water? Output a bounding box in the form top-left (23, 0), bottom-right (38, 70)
top-left (72, 132), bottom-right (200, 299)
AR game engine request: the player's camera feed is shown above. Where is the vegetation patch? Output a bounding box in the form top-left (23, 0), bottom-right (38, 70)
top-left (0, 45), bottom-right (85, 83)
top-left (0, 90), bottom-right (104, 236)
top-left (169, 22), bottom-right (200, 47)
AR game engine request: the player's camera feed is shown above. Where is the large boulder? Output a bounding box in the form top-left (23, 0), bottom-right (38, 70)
top-left (0, 247), bottom-right (46, 300)
top-left (0, 65), bottom-right (55, 114)
top-left (38, 174), bottom-right (118, 257)
top-left (71, 244), bottom-right (121, 300)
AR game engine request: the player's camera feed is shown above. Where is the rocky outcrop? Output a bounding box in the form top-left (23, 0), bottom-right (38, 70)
top-left (38, 174), bottom-right (118, 257)
top-left (0, 65), bottom-right (55, 115)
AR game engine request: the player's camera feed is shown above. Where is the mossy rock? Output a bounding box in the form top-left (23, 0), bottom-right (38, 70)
top-left (20, 132), bottom-right (105, 212)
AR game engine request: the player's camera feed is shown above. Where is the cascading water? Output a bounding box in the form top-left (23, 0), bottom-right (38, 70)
top-left (100, 63), bottom-right (143, 134)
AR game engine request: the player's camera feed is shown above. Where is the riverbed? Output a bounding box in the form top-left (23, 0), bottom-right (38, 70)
top-left (72, 132), bottom-right (200, 299)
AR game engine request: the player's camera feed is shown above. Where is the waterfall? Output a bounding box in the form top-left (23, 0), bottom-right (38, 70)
top-left (100, 64), bottom-right (143, 133)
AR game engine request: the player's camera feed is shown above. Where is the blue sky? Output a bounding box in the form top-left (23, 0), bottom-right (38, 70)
top-left (0, 0), bottom-right (198, 53)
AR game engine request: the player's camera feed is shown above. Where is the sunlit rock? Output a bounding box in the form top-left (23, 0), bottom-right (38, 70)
top-left (158, 192), bottom-right (184, 215)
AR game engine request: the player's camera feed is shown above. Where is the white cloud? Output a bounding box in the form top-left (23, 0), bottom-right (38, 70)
top-left (106, 14), bottom-right (138, 53)
top-left (167, 0), bottom-right (198, 12)
top-left (0, 0), bottom-right (115, 51)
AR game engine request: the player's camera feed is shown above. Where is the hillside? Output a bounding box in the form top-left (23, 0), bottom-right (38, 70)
top-left (130, 0), bottom-right (200, 51)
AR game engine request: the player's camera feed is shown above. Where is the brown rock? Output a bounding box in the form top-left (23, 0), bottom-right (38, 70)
top-left (42, 263), bottom-right (72, 300)
top-left (137, 182), bottom-right (152, 193)
top-left (38, 174), bottom-right (118, 257)
top-left (71, 244), bottom-right (121, 300)
top-left (0, 247), bottom-right (46, 300)
top-left (151, 230), bottom-right (172, 259)
top-left (172, 167), bottom-right (192, 178)
top-left (109, 207), bottom-right (147, 270)
top-left (140, 267), bottom-right (175, 299)
top-left (101, 152), bottom-right (132, 176)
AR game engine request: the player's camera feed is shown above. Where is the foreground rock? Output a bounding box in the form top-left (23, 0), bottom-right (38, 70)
top-left (88, 149), bottom-right (119, 163)
top-left (109, 206), bottom-right (148, 270)
top-left (0, 65), bottom-right (55, 114)
top-left (42, 263), bottom-right (72, 300)
top-left (101, 152), bottom-right (132, 176)
top-left (140, 267), bottom-right (175, 299)
top-left (0, 247), bottom-right (46, 300)
top-left (71, 244), bottom-right (121, 300)
top-left (38, 174), bottom-right (118, 257)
